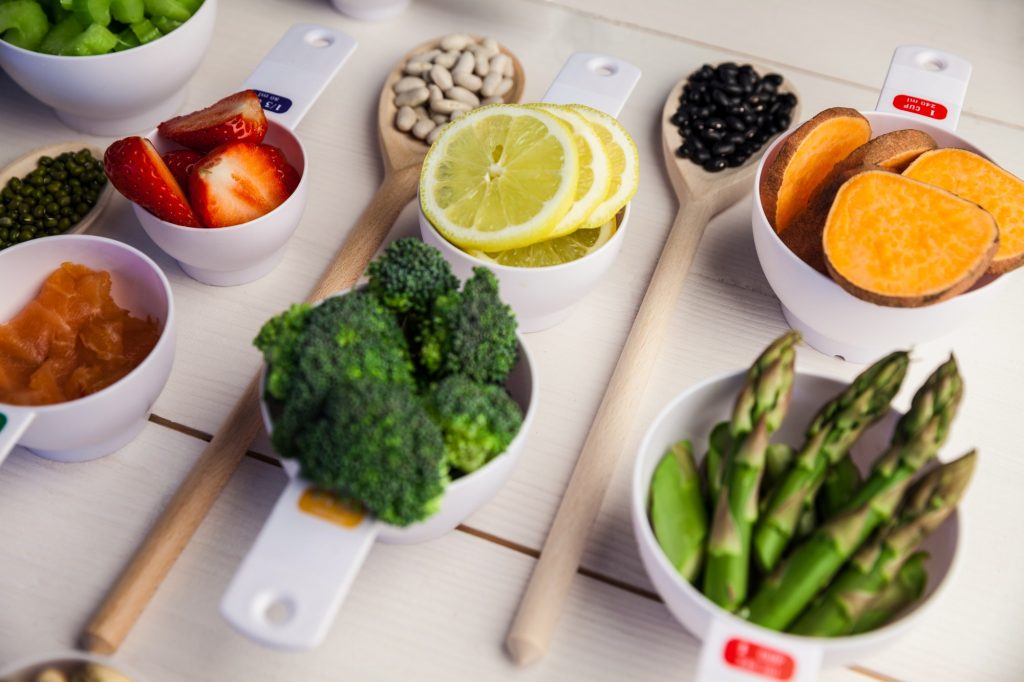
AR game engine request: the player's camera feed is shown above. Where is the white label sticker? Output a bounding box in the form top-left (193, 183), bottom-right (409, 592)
top-left (696, 617), bottom-right (822, 682)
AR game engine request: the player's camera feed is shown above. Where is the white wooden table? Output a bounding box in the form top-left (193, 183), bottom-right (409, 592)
top-left (2, 1), bottom-right (1023, 680)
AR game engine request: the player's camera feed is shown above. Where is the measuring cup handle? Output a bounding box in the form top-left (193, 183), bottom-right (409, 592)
top-left (0, 409), bottom-right (35, 467)
top-left (241, 24), bottom-right (358, 131)
top-left (221, 477), bottom-right (378, 649)
top-left (541, 52), bottom-right (641, 116)
top-left (875, 46), bottom-right (971, 132)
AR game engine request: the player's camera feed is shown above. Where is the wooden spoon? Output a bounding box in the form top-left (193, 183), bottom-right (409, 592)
top-left (81, 37), bottom-right (524, 655)
top-left (0, 143), bottom-right (113, 240)
top-left (506, 69), bottom-right (800, 666)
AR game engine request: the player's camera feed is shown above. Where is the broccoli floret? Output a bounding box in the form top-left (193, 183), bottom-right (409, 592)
top-left (425, 375), bottom-right (524, 475)
top-left (418, 267), bottom-right (518, 384)
top-left (253, 302), bottom-right (312, 401)
top-left (368, 238), bottom-right (459, 317)
top-left (298, 380), bottom-right (448, 526)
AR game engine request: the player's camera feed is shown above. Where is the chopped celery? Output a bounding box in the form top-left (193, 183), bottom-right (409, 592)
top-left (72, 0), bottom-right (110, 27)
top-left (38, 12), bottom-right (82, 53)
top-left (128, 16), bottom-right (157, 42)
top-left (109, 0), bottom-right (140, 22)
top-left (112, 24), bottom-right (136, 49)
top-left (62, 20), bottom-right (115, 54)
top-left (0, 0), bottom-right (49, 50)
top-left (149, 13), bottom-right (178, 33)
top-left (143, 0), bottom-right (190, 21)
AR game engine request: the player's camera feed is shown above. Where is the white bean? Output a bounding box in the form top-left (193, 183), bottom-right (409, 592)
top-left (482, 37), bottom-right (498, 52)
top-left (431, 113), bottom-right (449, 125)
top-left (489, 54), bottom-right (510, 80)
top-left (395, 106), bottom-right (417, 131)
top-left (446, 86), bottom-right (480, 106)
top-left (452, 51), bottom-right (475, 75)
top-left (428, 84), bottom-right (443, 103)
top-left (408, 48), bottom-right (441, 64)
top-left (450, 110), bottom-right (466, 121)
top-left (481, 96), bottom-right (504, 105)
top-left (393, 76), bottom-right (426, 93)
top-left (474, 54), bottom-right (490, 77)
top-left (440, 33), bottom-right (471, 51)
top-left (426, 126), bottom-right (443, 144)
top-left (496, 78), bottom-right (514, 96)
top-left (431, 99), bottom-right (472, 115)
top-left (473, 43), bottom-right (498, 61)
top-left (453, 71), bottom-right (483, 91)
top-left (434, 51), bottom-right (459, 69)
top-left (403, 61), bottom-right (431, 75)
top-left (480, 71), bottom-right (503, 97)
top-left (394, 87), bottom-right (430, 107)
top-left (412, 118), bottom-right (437, 140)
top-left (429, 64), bottom-right (453, 90)
top-left (413, 105), bottom-right (429, 118)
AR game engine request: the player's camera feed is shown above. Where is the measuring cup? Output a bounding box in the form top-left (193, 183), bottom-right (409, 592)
top-left (0, 235), bottom-right (175, 465)
top-left (133, 24), bottom-right (357, 286)
top-left (420, 53), bottom-right (642, 332)
top-left (752, 47), bottom-right (1011, 363)
top-left (221, 287), bottom-right (538, 650)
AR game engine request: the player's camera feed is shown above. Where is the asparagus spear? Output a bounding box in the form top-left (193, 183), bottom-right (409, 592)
top-left (794, 504), bottom-right (816, 542)
top-left (764, 443), bottom-right (795, 493)
top-left (704, 332), bottom-right (799, 611)
top-left (753, 351), bottom-right (909, 572)
top-left (747, 367), bottom-right (963, 631)
top-left (789, 451), bottom-right (975, 637)
top-left (818, 454), bottom-right (862, 518)
top-left (703, 421), bottom-right (732, 504)
top-left (838, 356), bottom-right (963, 514)
top-left (851, 552), bottom-right (928, 634)
top-left (650, 440), bottom-right (708, 582)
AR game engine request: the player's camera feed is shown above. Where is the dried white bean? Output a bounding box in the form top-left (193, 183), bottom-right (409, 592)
top-left (481, 96), bottom-right (504, 105)
top-left (474, 54), bottom-right (490, 77)
top-left (426, 126), bottom-right (443, 144)
top-left (428, 84), bottom-right (443, 103)
top-left (395, 106), bottom-right (417, 131)
top-left (394, 87), bottom-right (430, 107)
top-left (393, 76), bottom-right (426, 93)
top-left (480, 72), bottom-right (502, 97)
top-left (453, 71), bottom-right (482, 90)
top-left (414, 105), bottom-right (429, 118)
top-left (482, 37), bottom-right (498, 52)
top-left (446, 86), bottom-right (480, 106)
top-left (440, 33), bottom-right (471, 51)
top-left (408, 48), bottom-right (441, 64)
top-left (403, 61), bottom-right (431, 76)
top-left (495, 78), bottom-right (514, 96)
top-left (435, 51), bottom-right (458, 69)
top-left (473, 43), bottom-right (498, 61)
top-left (412, 118), bottom-right (437, 139)
top-left (431, 113), bottom-right (449, 125)
top-left (450, 110), bottom-right (466, 121)
top-left (489, 54), bottom-right (510, 80)
top-left (431, 99), bottom-right (472, 115)
top-left (429, 64), bottom-right (453, 90)
top-left (452, 51), bottom-right (475, 75)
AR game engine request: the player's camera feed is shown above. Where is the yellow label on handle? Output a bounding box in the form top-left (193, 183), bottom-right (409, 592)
top-left (298, 487), bottom-right (365, 528)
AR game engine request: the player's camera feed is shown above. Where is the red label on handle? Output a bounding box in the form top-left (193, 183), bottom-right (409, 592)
top-left (893, 94), bottom-right (948, 120)
top-left (723, 638), bottom-right (796, 680)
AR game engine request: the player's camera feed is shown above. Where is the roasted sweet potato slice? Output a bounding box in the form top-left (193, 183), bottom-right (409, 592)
top-left (904, 148), bottom-right (1024, 275)
top-left (781, 130), bottom-right (937, 273)
top-left (823, 171), bottom-right (998, 307)
top-left (761, 107), bottom-right (871, 233)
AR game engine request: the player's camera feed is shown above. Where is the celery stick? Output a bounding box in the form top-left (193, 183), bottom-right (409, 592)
top-left (72, 0), bottom-right (111, 27)
top-left (39, 12), bottom-right (83, 53)
top-left (0, 0), bottom-right (50, 50)
top-left (63, 20), bottom-right (116, 54)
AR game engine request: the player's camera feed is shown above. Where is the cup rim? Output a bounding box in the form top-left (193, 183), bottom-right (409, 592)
top-left (0, 0), bottom-right (215, 62)
top-left (750, 110), bottom-right (1006, 305)
top-left (632, 367), bottom-right (962, 647)
top-left (0, 234), bottom-right (175, 414)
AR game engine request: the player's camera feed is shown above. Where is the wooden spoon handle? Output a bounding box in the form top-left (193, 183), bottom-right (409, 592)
top-left (81, 162), bottom-right (422, 655)
top-left (506, 197), bottom-right (715, 666)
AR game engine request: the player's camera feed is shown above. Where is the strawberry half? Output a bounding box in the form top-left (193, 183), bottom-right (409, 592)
top-left (162, 149), bottom-right (204, 195)
top-left (157, 90), bottom-right (268, 153)
top-left (189, 142), bottom-right (300, 228)
top-left (104, 137), bottom-right (202, 227)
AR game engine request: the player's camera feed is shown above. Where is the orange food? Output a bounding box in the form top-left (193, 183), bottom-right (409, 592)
top-left (823, 171), bottom-right (998, 307)
top-left (0, 263), bottom-right (160, 406)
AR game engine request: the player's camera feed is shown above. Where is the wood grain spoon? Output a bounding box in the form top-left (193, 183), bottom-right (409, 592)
top-left (506, 68), bottom-right (799, 666)
top-left (81, 36), bottom-right (523, 656)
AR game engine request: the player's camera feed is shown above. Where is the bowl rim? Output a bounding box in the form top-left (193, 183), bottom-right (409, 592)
top-left (0, 234), bottom-right (175, 414)
top-left (0, 0), bottom-right (215, 62)
top-left (750, 109), bottom-right (1008, 306)
top-left (631, 367), bottom-right (963, 647)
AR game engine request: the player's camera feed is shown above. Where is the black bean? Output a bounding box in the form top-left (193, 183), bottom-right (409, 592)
top-left (676, 145), bottom-right (689, 158)
top-left (727, 155), bottom-right (747, 167)
top-left (711, 89), bottom-right (731, 108)
top-left (703, 157), bottom-right (728, 172)
top-left (712, 142), bottom-right (735, 156)
top-left (727, 132), bottom-right (746, 145)
top-left (765, 73), bottom-right (784, 86)
top-left (695, 149), bottom-right (711, 164)
top-left (726, 116), bottom-right (746, 132)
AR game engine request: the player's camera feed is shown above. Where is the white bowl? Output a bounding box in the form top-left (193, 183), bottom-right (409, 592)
top-left (420, 205), bottom-right (629, 333)
top-left (0, 235), bottom-right (175, 462)
top-left (0, 0), bottom-right (217, 135)
top-left (751, 111), bottom-right (1009, 363)
top-left (134, 120), bottom-right (308, 286)
top-left (631, 370), bottom-right (961, 668)
top-left (330, 0), bottom-right (410, 20)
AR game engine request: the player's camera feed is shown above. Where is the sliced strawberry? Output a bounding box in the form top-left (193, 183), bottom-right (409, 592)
top-left (157, 90), bottom-right (268, 153)
top-left (104, 137), bottom-right (202, 227)
top-left (188, 142), bottom-right (300, 228)
top-left (162, 149), bottom-right (204, 195)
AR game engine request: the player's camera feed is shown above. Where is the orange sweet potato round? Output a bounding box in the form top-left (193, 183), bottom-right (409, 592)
top-left (823, 171), bottom-right (999, 307)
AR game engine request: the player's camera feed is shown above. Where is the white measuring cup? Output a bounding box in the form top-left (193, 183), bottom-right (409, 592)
top-left (420, 53), bottom-right (642, 332)
top-left (752, 47), bottom-right (1011, 363)
top-left (221, 285), bottom-right (538, 650)
top-left (133, 24), bottom-right (357, 286)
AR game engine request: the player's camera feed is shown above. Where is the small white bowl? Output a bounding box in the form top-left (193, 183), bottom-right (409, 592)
top-left (632, 370), bottom-right (961, 668)
top-left (330, 0), bottom-right (410, 20)
top-left (420, 205), bottom-right (629, 333)
top-left (751, 111), bottom-right (1009, 363)
top-left (0, 235), bottom-right (175, 463)
top-left (0, 0), bottom-right (217, 135)
top-left (134, 120), bottom-right (308, 286)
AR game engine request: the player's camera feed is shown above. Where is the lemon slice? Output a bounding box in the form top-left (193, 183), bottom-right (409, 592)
top-left (569, 104), bottom-right (640, 229)
top-left (420, 104), bottom-right (580, 251)
top-left (528, 104), bottom-right (612, 238)
top-left (471, 216), bottom-right (617, 268)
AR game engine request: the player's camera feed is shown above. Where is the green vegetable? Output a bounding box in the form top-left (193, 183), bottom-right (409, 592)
top-left (818, 453), bottom-right (861, 518)
top-left (850, 552), bottom-right (928, 634)
top-left (417, 267), bottom-right (518, 385)
top-left (425, 374), bottom-right (523, 474)
top-left (367, 238), bottom-right (458, 318)
top-left (112, 25), bottom-right (136, 49)
top-left (253, 303), bottom-right (311, 401)
top-left (72, 0), bottom-right (110, 27)
top-left (128, 16), bottom-right (158, 42)
top-left (143, 0), bottom-right (191, 20)
top-left (650, 440), bottom-right (707, 582)
top-left (0, 0), bottom-right (50, 50)
top-left (62, 20), bottom-right (116, 54)
top-left (38, 12), bottom-right (81, 53)
top-left (148, 12), bottom-right (178, 33)
top-left (703, 421), bottom-right (731, 504)
top-left (763, 442), bottom-right (794, 494)
top-left (704, 331), bottom-right (798, 611)
top-left (110, 0), bottom-right (142, 22)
